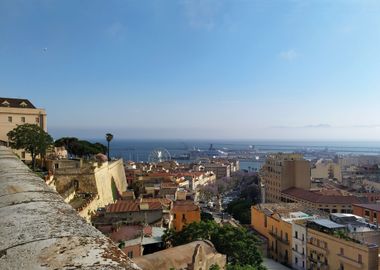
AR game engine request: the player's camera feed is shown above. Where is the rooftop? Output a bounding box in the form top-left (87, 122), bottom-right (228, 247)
top-left (0, 97), bottom-right (36, 108)
top-left (172, 200), bottom-right (199, 212)
top-left (254, 203), bottom-right (324, 218)
top-left (353, 203), bottom-right (380, 212)
top-left (106, 200), bottom-right (162, 213)
top-left (282, 187), bottom-right (363, 204)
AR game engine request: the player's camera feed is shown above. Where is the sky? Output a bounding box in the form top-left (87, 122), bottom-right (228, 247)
top-left (2, 0), bottom-right (380, 140)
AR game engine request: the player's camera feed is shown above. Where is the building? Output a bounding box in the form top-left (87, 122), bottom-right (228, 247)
top-left (94, 199), bottom-right (163, 225)
top-left (201, 163), bottom-right (231, 179)
top-left (0, 97), bottom-right (47, 161)
top-left (251, 203), bottom-right (322, 267)
top-left (353, 204), bottom-right (380, 225)
top-left (96, 224), bottom-right (165, 258)
top-left (171, 200), bottom-right (201, 231)
top-left (133, 240), bottom-right (226, 270)
top-left (281, 187), bottom-right (363, 213)
top-left (311, 159), bottom-right (342, 182)
top-left (306, 218), bottom-right (379, 270)
top-left (292, 220), bottom-right (308, 270)
top-left (261, 153), bottom-right (311, 203)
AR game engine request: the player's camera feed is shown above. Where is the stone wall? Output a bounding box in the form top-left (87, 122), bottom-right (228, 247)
top-left (0, 146), bottom-right (140, 270)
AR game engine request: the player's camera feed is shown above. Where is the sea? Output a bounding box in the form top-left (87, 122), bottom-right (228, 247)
top-left (92, 139), bottom-right (380, 171)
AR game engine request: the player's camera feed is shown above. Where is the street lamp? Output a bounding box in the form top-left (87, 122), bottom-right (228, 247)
top-left (106, 133), bottom-right (113, 161)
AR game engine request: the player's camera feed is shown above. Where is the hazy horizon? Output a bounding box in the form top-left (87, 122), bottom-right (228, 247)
top-left (2, 0), bottom-right (380, 141)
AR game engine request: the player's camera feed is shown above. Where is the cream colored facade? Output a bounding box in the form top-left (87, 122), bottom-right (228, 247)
top-left (0, 99), bottom-right (47, 161)
top-left (311, 159), bottom-right (342, 182)
top-left (307, 228), bottom-right (378, 270)
top-left (262, 153), bottom-right (311, 203)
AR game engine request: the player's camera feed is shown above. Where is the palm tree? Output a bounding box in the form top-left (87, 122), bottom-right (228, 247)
top-left (106, 133), bottom-right (113, 161)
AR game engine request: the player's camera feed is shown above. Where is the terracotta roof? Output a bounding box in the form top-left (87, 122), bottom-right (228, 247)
top-left (0, 97), bottom-right (35, 108)
top-left (141, 198), bottom-right (172, 207)
top-left (282, 187), bottom-right (362, 204)
top-left (106, 200), bottom-right (163, 213)
top-left (172, 200), bottom-right (199, 212)
top-left (353, 204), bottom-right (380, 212)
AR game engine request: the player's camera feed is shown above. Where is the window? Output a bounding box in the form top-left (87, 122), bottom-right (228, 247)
top-left (127, 251), bottom-right (133, 258)
top-left (285, 232), bottom-right (288, 241)
top-left (21, 152), bottom-right (25, 159)
top-left (365, 210), bottom-right (370, 216)
top-left (8, 116), bottom-right (12, 122)
top-left (295, 244), bottom-right (298, 252)
top-left (340, 248), bottom-right (344, 255)
top-left (358, 254), bottom-right (362, 263)
top-left (21, 116), bottom-right (25, 123)
top-left (295, 257), bottom-right (298, 264)
top-left (295, 231), bottom-right (298, 239)
top-left (374, 212), bottom-right (377, 219)
top-left (35, 117), bottom-right (39, 124)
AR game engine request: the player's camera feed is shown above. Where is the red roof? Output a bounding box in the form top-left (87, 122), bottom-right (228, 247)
top-left (282, 187), bottom-right (362, 204)
top-left (106, 200), bottom-right (162, 213)
top-left (172, 200), bottom-right (199, 212)
top-left (353, 204), bottom-right (380, 212)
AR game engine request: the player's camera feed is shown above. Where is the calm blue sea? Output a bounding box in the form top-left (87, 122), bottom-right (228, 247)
top-left (91, 139), bottom-right (380, 171)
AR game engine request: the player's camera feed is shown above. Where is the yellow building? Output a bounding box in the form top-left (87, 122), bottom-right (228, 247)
top-left (251, 203), bottom-right (317, 267)
top-left (0, 97), bottom-right (47, 161)
top-left (306, 219), bottom-right (379, 270)
top-left (171, 200), bottom-right (201, 231)
top-left (261, 153), bottom-right (311, 203)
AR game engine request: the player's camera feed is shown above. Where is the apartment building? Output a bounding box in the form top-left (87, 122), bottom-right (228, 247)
top-left (311, 159), bottom-right (342, 181)
top-left (292, 220), bottom-right (308, 270)
top-left (261, 153), bottom-right (311, 203)
top-left (0, 97), bottom-right (47, 160)
top-left (306, 218), bottom-right (379, 270)
top-left (251, 203), bottom-right (321, 267)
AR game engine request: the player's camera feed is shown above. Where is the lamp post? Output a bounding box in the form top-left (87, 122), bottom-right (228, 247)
top-left (106, 133), bottom-right (113, 161)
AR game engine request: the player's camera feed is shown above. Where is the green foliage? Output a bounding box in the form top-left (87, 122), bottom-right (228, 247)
top-left (209, 264), bottom-right (221, 270)
top-left (226, 199), bottom-right (252, 224)
top-left (131, 181), bottom-right (145, 198)
top-left (55, 137), bottom-right (106, 157)
top-left (227, 264), bottom-right (265, 270)
top-left (163, 221), bottom-right (263, 268)
top-left (7, 124), bottom-right (54, 170)
top-left (201, 211), bottom-right (214, 221)
top-left (118, 240), bottom-right (125, 249)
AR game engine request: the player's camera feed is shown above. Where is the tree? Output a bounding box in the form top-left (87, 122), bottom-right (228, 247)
top-left (55, 137), bottom-right (106, 157)
top-left (226, 199), bottom-right (252, 224)
top-left (7, 124), bottom-right (53, 170)
top-left (162, 221), bottom-right (264, 269)
top-left (106, 133), bottom-right (113, 161)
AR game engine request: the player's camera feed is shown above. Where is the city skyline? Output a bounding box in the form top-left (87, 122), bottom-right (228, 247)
top-left (2, 1), bottom-right (380, 140)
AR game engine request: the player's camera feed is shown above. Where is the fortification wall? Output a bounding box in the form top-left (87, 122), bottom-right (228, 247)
top-left (0, 146), bottom-right (140, 270)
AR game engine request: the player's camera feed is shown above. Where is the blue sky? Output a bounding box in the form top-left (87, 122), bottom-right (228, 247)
top-left (2, 0), bottom-right (380, 140)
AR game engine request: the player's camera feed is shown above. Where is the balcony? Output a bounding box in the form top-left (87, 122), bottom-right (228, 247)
top-left (269, 231), bottom-right (290, 244)
top-left (337, 254), bottom-right (363, 268)
top-left (307, 241), bottom-right (328, 255)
